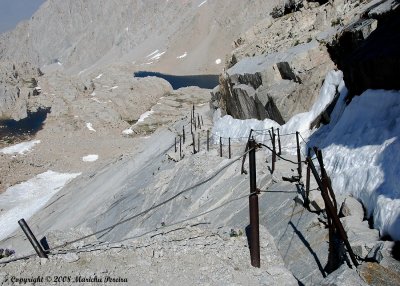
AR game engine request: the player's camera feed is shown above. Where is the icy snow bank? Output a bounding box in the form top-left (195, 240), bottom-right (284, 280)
top-left (82, 154), bottom-right (99, 162)
top-left (0, 140), bottom-right (41, 155)
top-left (0, 171), bottom-right (81, 241)
top-left (314, 89), bottom-right (400, 240)
top-left (137, 110), bottom-right (154, 123)
top-left (212, 68), bottom-right (400, 240)
top-left (213, 70), bottom-right (343, 146)
top-left (212, 109), bottom-right (279, 144)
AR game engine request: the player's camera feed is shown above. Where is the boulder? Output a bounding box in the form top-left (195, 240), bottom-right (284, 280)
top-left (339, 197), bottom-right (365, 221)
top-left (340, 216), bottom-right (380, 259)
top-left (321, 263), bottom-right (368, 286)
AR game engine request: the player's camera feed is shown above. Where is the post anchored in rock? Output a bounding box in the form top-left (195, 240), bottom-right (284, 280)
top-left (179, 135), bottom-right (182, 159)
top-left (296, 131), bottom-right (302, 179)
top-left (229, 137), bottom-right (231, 159)
top-left (192, 132), bottom-right (197, 154)
top-left (175, 137), bottom-right (177, 153)
top-left (190, 112), bottom-right (193, 134)
top-left (207, 130), bottom-right (210, 152)
top-left (248, 138), bottom-right (260, 268)
top-left (183, 126), bottom-right (185, 144)
top-left (18, 219), bottom-right (48, 259)
top-left (277, 128), bottom-right (282, 155)
top-left (305, 148), bottom-right (311, 208)
top-left (197, 114), bottom-right (201, 129)
top-left (220, 137), bottom-right (223, 157)
top-left (307, 156), bottom-right (359, 268)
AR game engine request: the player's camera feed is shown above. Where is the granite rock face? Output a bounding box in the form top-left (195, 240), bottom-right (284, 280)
top-left (328, 4), bottom-right (400, 100)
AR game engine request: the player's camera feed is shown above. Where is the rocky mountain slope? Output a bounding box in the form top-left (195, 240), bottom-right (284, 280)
top-left (0, 0), bottom-right (280, 76)
top-left (211, 0), bottom-right (399, 125)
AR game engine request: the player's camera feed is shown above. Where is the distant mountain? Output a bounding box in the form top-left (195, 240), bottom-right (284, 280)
top-left (0, 0), bottom-right (279, 75)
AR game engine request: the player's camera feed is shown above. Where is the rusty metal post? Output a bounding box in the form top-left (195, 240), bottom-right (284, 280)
top-left (220, 137), bottom-right (222, 157)
top-left (248, 139), bottom-right (260, 268)
top-left (307, 157), bottom-right (359, 267)
top-left (272, 130), bottom-right (276, 163)
top-left (175, 137), bottom-right (177, 153)
top-left (207, 130), bottom-right (210, 152)
top-left (296, 132), bottom-right (302, 179)
top-left (198, 133), bottom-right (200, 152)
top-left (179, 135), bottom-right (182, 159)
top-left (194, 108), bottom-right (197, 131)
top-left (314, 147), bottom-right (338, 212)
top-left (271, 132), bottom-right (276, 174)
top-left (18, 219), bottom-right (48, 258)
top-left (277, 128), bottom-right (282, 155)
top-left (305, 148), bottom-right (311, 208)
top-left (229, 138), bottom-right (231, 159)
top-left (241, 129), bottom-right (253, 175)
top-left (183, 126), bottom-right (185, 144)
top-left (190, 112), bottom-right (193, 134)
top-left (192, 132), bottom-right (196, 154)
top-left (198, 114), bottom-right (201, 129)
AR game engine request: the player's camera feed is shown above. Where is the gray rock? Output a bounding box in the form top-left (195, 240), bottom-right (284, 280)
top-left (321, 263), bottom-right (368, 286)
top-left (339, 197), bottom-right (364, 221)
top-left (366, 241), bottom-right (384, 263)
top-left (368, 0), bottom-right (400, 18)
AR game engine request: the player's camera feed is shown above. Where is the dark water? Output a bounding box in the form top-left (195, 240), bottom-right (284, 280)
top-left (134, 71), bottom-right (219, 90)
top-left (0, 107), bottom-right (51, 143)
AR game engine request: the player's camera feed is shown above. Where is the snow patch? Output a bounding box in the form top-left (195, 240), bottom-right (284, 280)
top-left (0, 140), bottom-right (41, 155)
top-left (150, 51), bottom-right (166, 61)
top-left (86, 123), bottom-right (96, 132)
top-left (137, 110), bottom-right (154, 123)
top-left (0, 171), bottom-right (81, 241)
top-left (110, 86), bottom-right (118, 90)
top-left (215, 59), bottom-right (222, 65)
top-left (146, 50), bottom-right (159, 58)
top-left (122, 128), bottom-right (134, 135)
top-left (95, 73), bottom-right (103, 79)
top-left (82, 154), bottom-right (99, 162)
top-left (177, 52), bottom-right (188, 59)
top-left (198, 0), bottom-right (207, 7)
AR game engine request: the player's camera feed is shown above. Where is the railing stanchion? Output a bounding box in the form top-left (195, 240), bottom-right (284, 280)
top-left (248, 139), bottom-right (260, 268)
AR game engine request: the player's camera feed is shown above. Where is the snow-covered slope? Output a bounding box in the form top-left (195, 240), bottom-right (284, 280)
top-left (213, 70), bottom-right (400, 241)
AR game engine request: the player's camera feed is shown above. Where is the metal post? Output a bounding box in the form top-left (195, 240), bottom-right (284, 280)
top-left (220, 137), bottom-right (222, 157)
top-left (296, 132), bottom-right (302, 179)
top-left (175, 137), bottom-right (177, 153)
top-left (194, 108), bottom-right (197, 131)
top-left (18, 219), bottom-right (48, 258)
top-left (183, 126), bottom-right (185, 144)
top-left (248, 139), bottom-right (260, 268)
top-left (229, 138), bottom-right (231, 159)
top-left (192, 132), bottom-right (196, 154)
top-left (190, 112), bottom-right (193, 134)
top-left (201, 115), bottom-right (204, 126)
top-left (306, 157), bottom-right (359, 267)
top-left (241, 129), bottom-right (253, 174)
top-left (277, 128), bottom-right (282, 155)
top-left (271, 131), bottom-right (276, 173)
top-left (198, 133), bottom-right (200, 152)
top-left (305, 148), bottom-right (311, 208)
top-left (179, 135), bottom-right (182, 159)
top-left (197, 114), bottom-right (201, 129)
top-left (207, 130), bottom-right (210, 152)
